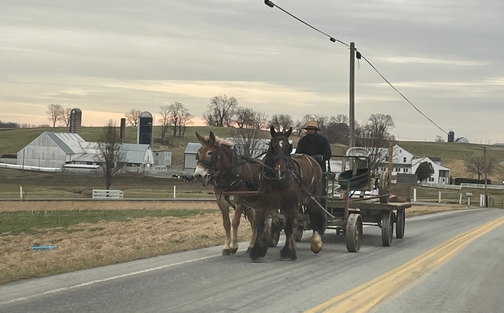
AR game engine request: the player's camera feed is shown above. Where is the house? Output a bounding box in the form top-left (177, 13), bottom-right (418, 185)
top-left (376, 145), bottom-right (415, 178)
top-left (411, 156), bottom-right (450, 184)
top-left (153, 150), bottom-right (172, 167)
top-left (374, 144), bottom-right (450, 184)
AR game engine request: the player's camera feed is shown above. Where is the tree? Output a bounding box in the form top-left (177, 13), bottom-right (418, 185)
top-left (158, 106), bottom-right (171, 142)
top-left (416, 161), bottom-right (433, 182)
top-left (466, 155), bottom-right (494, 180)
top-left (96, 120), bottom-right (125, 190)
top-left (125, 109), bottom-right (141, 127)
top-left (235, 107), bottom-right (256, 129)
top-left (355, 114), bottom-right (395, 174)
top-left (58, 107), bottom-right (71, 127)
top-left (269, 114), bottom-right (293, 132)
top-left (435, 135), bottom-right (445, 142)
top-left (160, 102), bottom-right (193, 138)
top-left (230, 127), bottom-right (269, 158)
top-left (203, 95), bottom-right (238, 127)
top-left (47, 104), bottom-right (63, 128)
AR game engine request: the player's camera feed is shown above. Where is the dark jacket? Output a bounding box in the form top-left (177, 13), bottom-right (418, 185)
top-left (296, 133), bottom-right (331, 171)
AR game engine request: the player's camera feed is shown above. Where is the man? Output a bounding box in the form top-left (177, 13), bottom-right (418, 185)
top-left (296, 120), bottom-right (331, 207)
top-left (296, 120), bottom-right (331, 172)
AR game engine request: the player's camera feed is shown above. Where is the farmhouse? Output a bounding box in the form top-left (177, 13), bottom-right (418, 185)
top-left (375, 144), bottom-right (451, 184)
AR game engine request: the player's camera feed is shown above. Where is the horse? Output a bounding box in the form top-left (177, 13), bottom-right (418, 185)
top-left (194, 132), bottom-right (260, 255)
top-left (252, 126), bottom-right (327, 261)
top-left (194, 130), bottom-right (325, 262)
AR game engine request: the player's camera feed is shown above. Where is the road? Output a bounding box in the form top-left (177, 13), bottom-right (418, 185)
top-left (1, 208), bottom-right (504, 313)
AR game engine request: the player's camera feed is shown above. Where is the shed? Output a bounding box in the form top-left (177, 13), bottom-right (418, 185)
top-left (184, 143), bottom-right (202, 173)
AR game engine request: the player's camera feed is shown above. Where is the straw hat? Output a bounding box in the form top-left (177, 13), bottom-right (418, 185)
top-left (303, 120), bottom-right (319, 130)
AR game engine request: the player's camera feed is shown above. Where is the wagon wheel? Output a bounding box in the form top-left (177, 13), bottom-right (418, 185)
top-left (378, 172), bottom-right (391, 203)
top-left (396, 209), bottom-right (405, 239)
top-left (295, 226), bottom-right (304, 242)
top-left (381, 211), bottom-right (394, 246)
top-left (345, 213), bottom-right (363, 252)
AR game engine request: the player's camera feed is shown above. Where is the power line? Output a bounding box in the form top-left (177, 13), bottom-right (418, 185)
top-left (263, 0), bottom-right (448, 135)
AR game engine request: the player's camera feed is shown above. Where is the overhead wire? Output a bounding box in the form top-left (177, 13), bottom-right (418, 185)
top-left (263, 0), bottom-right (448, 135)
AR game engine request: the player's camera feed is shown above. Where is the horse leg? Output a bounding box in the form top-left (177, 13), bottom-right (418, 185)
top-left (230, 205), bottom-right (242, 254)
top-left (250, 209), bottom-right (269, 263)
top-left (244, 207), bottom-right (256, 254)
top-left (308, 196), bottom-right (327, 255)
top-left (218, 201), bottom-right (232, 256)
top-left (279, 211), bottom-right (297, 261)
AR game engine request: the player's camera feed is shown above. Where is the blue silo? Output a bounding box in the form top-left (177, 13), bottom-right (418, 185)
top-left (137, 111), bottom-right (153, 145)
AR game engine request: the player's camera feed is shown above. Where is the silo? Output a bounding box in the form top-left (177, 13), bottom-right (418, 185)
top-left (137, 111), bottom-right (153, 145)
top-left (448, 131), bottom-right (455, 143)
top-left (120, 118), bottom-right (126, 142)
top-left (69, 108), bottom-right (82, 134)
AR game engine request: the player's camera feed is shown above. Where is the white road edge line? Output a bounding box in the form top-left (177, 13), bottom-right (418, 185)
top-left (1, 250), bottom-right (227, 305)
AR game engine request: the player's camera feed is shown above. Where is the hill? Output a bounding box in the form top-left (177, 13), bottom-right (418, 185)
top-left (1, 127), bottom-right (503, 179)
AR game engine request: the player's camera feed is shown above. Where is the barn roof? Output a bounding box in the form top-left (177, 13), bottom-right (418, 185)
top-left (184, 143), bottom-right (202, 154)
top-left (45, 132), bottom-right (86, 154)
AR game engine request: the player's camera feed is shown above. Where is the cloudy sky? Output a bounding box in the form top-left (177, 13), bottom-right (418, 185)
top-left (1, 0), bottom-right (503, 143)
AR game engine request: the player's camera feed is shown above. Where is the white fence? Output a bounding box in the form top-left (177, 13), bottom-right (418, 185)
top-left (419, 183), bottom-right (504, 190)
top-left (92, 189), bottom-right (124, 199)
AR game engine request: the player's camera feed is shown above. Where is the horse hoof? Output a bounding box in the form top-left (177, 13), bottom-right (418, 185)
top-left (279, 256), bottom-right (294, 261)
top-left (230, 247), bottom-right (238, 254)
top-left (222, 249), bottom-right (231, 256)
top-left (246, 247), bottom-right (252, 254)
top-left (311, 243), bottom-right (322, 254)
top-left (251, 257), bottom-right (263, 263)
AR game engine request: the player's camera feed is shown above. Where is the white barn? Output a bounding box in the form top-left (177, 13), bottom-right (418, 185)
top-left (17, 131), bottom-right (154, 173)
top-left (411, 156), bottom-right (451, 184)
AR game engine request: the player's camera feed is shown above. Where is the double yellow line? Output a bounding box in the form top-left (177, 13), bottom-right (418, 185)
top-left (306, 216), bottom-right (504, 313)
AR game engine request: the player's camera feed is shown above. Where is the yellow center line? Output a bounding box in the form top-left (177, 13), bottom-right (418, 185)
top-left (306, 216), bottom-right (504, 313)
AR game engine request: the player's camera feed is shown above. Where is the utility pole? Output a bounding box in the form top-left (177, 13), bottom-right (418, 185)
top-left (349, 42), bottom-right (355, 148)
top-left (484, 146), bottom-right (488, 208)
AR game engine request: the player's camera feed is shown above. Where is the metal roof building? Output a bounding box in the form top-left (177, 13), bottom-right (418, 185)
top-left (16, 131), bottom-right (154, 172)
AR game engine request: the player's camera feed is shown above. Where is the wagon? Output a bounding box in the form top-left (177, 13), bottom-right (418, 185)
top-left (296, 154), bottom-right (411, 252)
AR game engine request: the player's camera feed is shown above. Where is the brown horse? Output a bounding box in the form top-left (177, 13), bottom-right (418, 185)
top-left (194, 132), bottom-right (260, 255)
top-left (194, 130), bottom-right (325, 262)
top-left (254, 126), bottom-right (327, 261)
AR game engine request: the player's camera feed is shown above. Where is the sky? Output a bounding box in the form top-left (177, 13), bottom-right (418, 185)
top-left (1, 0), bottom-right (503, 143)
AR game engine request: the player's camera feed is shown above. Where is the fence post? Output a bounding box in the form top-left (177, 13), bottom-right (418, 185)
top-left (173, 185), bottom-right (176, 199)
top-left (459, 193), bottom-right (462, 205)
top-left (20, 186), bottom-right (23, 200)
top-left (413, 188), bottom-right (417, 202)
top-left (438, 191), bottom-right (442, 203)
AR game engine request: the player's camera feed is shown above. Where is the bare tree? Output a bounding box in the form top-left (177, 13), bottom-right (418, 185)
top-left (251, 111), bottom-right (269, 130)
top-left (435, 135), bottom-right (445, 142)
top-left (58, 107), bottom-right (71, 127)
top-left (332, 114), bottom-right (349, 124)
top-left (96, 120), bottom-right (125, 190)
top-left (269, 114), bottom-right (293, 132)
top-left (125, 109), bottom-right (141, 127)
top-left (230, 127), bottom-right (269, 158)
top-left (356, 113), bottom-right (395, 174)
top-left (466, 155), bottom-right (495, 180)
top-left (47, 104), bottom-right (63, 128)
top-left (235, 107), bottom-right (256, 129)
top-left (178, 111), bottom-right (193, 138)
top-left (203, 95), bottom-right (238, 127)
top-left (158, 106), bottom-right (171, 141)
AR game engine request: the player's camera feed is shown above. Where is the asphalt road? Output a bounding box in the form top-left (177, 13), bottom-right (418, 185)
top-left (1, 208), bottom-right (504, 313)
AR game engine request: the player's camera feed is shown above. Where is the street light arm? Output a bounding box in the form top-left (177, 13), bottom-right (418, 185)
top-left (264, 0), bottom-right (275, 8)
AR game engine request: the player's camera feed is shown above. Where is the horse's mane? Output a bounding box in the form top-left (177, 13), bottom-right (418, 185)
top-left (202, 135), bottom-right (234, 147)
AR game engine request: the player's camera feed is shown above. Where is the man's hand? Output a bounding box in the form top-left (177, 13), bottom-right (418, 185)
top-left (313, 154), bottom-right (324, 163)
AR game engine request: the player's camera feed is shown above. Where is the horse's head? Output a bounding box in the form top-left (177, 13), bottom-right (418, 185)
top-left (267, 126), bottom-right (293, 180)
top-left (194, 131), bottom-right (234, 186)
